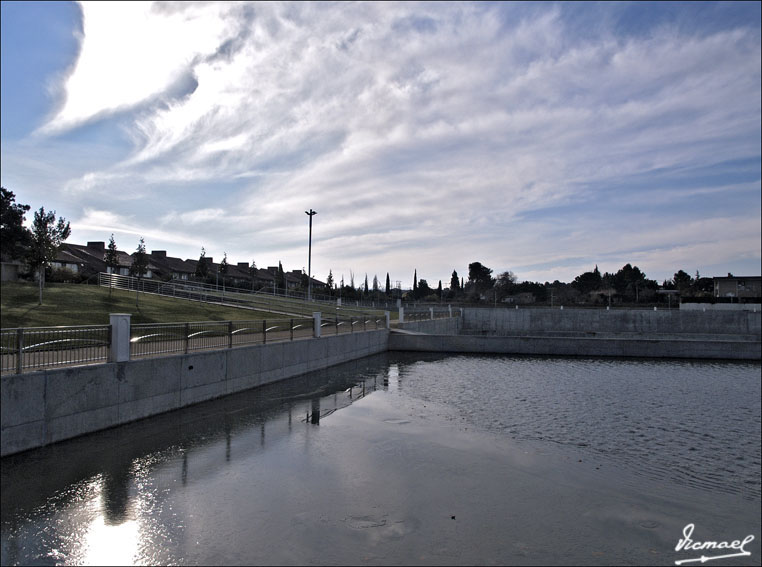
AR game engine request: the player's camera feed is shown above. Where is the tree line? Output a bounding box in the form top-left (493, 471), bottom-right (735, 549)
top-left (403, 262), bottom-right (721, 305)
top-left (1, 186), bottom-right (731, 307)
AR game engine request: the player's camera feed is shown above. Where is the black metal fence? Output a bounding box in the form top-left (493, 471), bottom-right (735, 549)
top-left (1, 325), bottom-right (112, 375)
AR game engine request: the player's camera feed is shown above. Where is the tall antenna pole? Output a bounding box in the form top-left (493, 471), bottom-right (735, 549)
top-left (305, 209), bottom-right (317, 301)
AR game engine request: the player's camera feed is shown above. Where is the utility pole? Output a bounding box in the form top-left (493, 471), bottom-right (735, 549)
top-left (305, 209), bottom-right (317, 301)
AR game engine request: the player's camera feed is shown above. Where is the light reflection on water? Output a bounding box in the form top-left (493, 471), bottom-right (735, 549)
top-left (2, 358), bottom-right (391, 566)
top-left (1, 353), bottom-right (760, 565)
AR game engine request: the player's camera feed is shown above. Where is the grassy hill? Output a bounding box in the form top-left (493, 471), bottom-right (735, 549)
top-left (0, 282), bottom-right (275, 328)
top-left (1, 282), bottom-right (393, 328)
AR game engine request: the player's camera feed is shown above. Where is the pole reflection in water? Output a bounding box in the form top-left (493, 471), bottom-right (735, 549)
top-left (310, 398), bottom-right (321, 425)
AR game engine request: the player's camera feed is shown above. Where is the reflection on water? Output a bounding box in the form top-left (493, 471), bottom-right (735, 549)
top-left (1, 356), bottom-right (391, 566)
top-left (1, 353), bottom-right (760, 566)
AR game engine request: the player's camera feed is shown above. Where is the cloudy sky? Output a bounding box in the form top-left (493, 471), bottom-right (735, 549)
top-left (1, 1), bottom-right (760, 287)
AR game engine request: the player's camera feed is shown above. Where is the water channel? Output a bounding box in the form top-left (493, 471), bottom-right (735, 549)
top-left (2, 353), bottom-right (760, 565)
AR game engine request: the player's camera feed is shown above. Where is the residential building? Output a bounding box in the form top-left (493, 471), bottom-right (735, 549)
top-left (713, 276), bottom-right (762, 299)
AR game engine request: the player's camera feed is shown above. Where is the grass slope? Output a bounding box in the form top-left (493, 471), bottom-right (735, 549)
top-left (1, 282), bottom-right (271, 328)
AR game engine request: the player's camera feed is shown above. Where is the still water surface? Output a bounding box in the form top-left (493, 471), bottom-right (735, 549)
top-left (2, 353), bottom-right (760, 565)
top-left (399, 355), bottom-right (761, 500)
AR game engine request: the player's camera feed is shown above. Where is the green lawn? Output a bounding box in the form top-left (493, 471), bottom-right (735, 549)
top-left (0, 282), bottom-right (272, 328)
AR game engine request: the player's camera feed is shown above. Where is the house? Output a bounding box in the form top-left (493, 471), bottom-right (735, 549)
top-left (149, 251), bottom-right (196, 281)
top-left (6, 237), bottom-right (326, 292)
top-left (0, 259), bottom-right (23, 281)
top-left (267, 266), bottom-right (301, 290)
top-left (713, 276), bottom-right (761, 299)
top-left (253, 268), bottom-right (276, 290)
top-left (60, 241), bottom-right (159, 279)
top-left (51, 249), bottom-right (85, 275)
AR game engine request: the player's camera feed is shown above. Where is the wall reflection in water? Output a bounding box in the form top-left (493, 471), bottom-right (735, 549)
top-left (1, 353), bottom-right (405, 566)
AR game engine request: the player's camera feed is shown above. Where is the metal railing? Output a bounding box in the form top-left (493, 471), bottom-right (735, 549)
top-left (1, 312), bottom-right (391, 374)
top-left (129, 315), bottom-right (388, 359)
top-left (98, 272), bottom-right (388, 319)
top-left (320, 315), bottom-right (387, 336)
top-left (130, 317), bottom-right (315, 358)
top-left (1, 325), bottom-right (111, 375)
top-left (403, 309), bottom-right (458, 322)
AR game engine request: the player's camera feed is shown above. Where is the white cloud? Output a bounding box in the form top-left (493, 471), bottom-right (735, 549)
top-left (40, 1), bottom-right (238, 133)
top-left (17, 2), bottom-right (762, 284)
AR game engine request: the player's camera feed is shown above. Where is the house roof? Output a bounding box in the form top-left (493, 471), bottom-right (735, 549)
top-left (54, 249), bottom-right (85, 265)
top-left (48, 240), bottom-right (324, 286)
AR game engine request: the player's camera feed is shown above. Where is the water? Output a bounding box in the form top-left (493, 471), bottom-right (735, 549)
top-left (395, 354), bottom-right (762, 500)
top-left (2, 353), bottom-right (760, 565)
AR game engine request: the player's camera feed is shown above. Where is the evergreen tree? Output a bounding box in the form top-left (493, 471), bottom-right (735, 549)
top-left (195, 247), bottom-right (209, 278)
top-left (105, 234), bottom-right (119, 297)
top-left (219, 252), bottom-right (229, 292)
top-left (130, 237), bottom-right (149, 307)
top-left (0, 187), bottom-right (31, 259)
top-left (385, 273), bottom-right (390, 296)
top-left (278, 261), bottom-right (286, 292)
top-left (468, 262), bottom-right (494, 290)
top-left (326, 269), bottom-right (334, 297)
top-left (417, 279), bottom-right (432, 298)
top-left (450, 270), bottom-right (460, 291)
top-left (413, 269), bottom-right (418, 296)
top-left (249, 260), bottom-right (258, 289)
top-left (438, 280), bottom-right (442, 300)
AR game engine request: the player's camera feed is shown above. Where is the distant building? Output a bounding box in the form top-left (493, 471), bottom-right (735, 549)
top-left (4, 239), bottom-right (326, 290)
top-left (713, 276), bottom-right (761, 299)
top-left (502, 292), bottom-right (536, 305)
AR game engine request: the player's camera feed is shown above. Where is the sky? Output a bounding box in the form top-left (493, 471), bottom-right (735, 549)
top-left (1, 1), bottom-right (760, 288)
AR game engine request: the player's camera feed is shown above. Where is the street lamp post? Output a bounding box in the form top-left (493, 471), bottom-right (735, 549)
top-left (305, 209), bottom-right (317, 301)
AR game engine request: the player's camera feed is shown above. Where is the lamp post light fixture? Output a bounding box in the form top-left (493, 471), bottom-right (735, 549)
top-left (305, 208), bottom-right (317, 301)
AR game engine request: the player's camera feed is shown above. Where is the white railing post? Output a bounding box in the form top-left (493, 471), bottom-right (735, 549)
top-left (430, 307), bottom-right (434, 320)
top-left (313, 312), bottom-right (322, 338)
top-left (385, 311), bottom-right (390, 329)
top-left (399, 306), bottom-right (405, 323)
top-left (109, 313), bottom-right (131, 362)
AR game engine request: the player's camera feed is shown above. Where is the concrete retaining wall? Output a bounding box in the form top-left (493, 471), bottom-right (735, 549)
top-left (396, 317), bottom-right (462, 335)
top-left (680, 303), bottom-right (761, 311)
top-left (1, 330), bottom-right (388, 457)
top-left (463, 308), bottom-right (761, 337)
top-left (5, 308), bottom-right (760, 458)
top-left (389, 333), bottom-right (762, 360)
